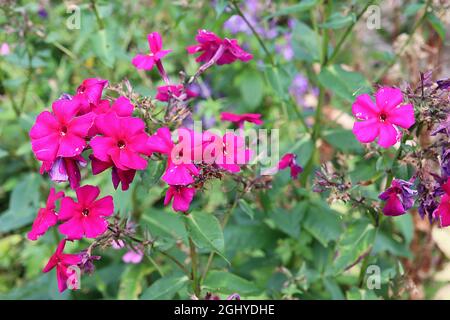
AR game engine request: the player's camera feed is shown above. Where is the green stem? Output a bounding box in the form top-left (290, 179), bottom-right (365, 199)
top-left (326, 0), bottom-right (376, 66)
top-left (188, 236), bottom-right (201, 297)
top-left (158, 250), bottom-right (190, 276)
top-left (231, 1), bottom-right (274, 66)
top-left (201, 197), bottom-right (239, 282)
top-left (374, 0), bottom-right (431, 83)
top-left (90, 0), bottom-right (105, 30)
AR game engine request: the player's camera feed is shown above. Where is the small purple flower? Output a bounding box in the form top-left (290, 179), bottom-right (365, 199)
top-left (379, 178), bottom-right (417, 216)
top-left (437, 78), bottom-right (450, 90)
top-left (431, 115), bottom-right (450, 136)
top-left (78, 250), bottom-right (101, 275)
top-left (38, 7), bottom-right (48, 19)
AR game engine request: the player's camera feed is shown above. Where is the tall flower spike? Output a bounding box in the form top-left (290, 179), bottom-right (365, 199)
top-left (352, 87), bottom-right (415, 148)
top-left (132, 32), bottom-right (172, 84)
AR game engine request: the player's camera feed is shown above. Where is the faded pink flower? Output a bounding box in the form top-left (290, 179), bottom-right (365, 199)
top-left (40, 155), bottom-right (87, 189)
top-left (220, 112), bottom-right (263, 127)
top-left (0, 42), bottom-right (10, 56)
top-left (155, 85), bottom-right (197, 102)
top-left (29, 99), bottom-right (94, 162)
top-left (28, 188), bottom-right (65, 241)
top-left (73, 78), bottom-right (108, 115)
top-left (43, 239), bottom-right (82, 292)
top-left (90, 112), bottom-right (153, 171)
top-left (278, 153), bottom-right (303, 179)
top-left (58, 185), bottom-right (114, 239)
top-left (122, 249), bottom-right (144, 264)
top-left (164, 185), bottom-right (196, 212)
top-left (187, 30), bottom-right (253, 65)
top-left (352, 87), bottom-right (415, 148)
top-left (90, 154), bottom-right (136, 191)
top-left (434, 178), bottom-right (450, 227)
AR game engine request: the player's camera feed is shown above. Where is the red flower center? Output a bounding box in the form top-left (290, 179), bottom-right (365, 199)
top-left (82, 208), bottom-right (89, 216)
top-left (117, 140), bottom-right (126, 149)
top-left (379, 113), bottom-right (387, 122)
top-left (78, 85), bottom-right (86, 94)
top-left (60, 126), bottom-right (68, 136)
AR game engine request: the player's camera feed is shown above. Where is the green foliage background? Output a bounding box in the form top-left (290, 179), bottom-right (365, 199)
top-left (0, 0), bottom-right (447, 300)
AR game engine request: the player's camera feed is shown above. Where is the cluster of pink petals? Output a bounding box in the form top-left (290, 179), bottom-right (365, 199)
top-left (187, 29), bottom-right (253, 65)
top-left (155, 84), bottom-right (197, 102)
top-left (30, 78), bottom-right (111, 189)
top-left (59, 185), bottom-right (114, 239)
top-left (220, 112), bottom-right (263, 128)
top-left (434, 178), bottom-right (450, 227)
top-left (147, 127), bottom-right (253, 212)
top-left (278, 153), bottom-right (303, 179)
top-left (28, 188), bottom-right (65, 241)
top-left (352, 87), bottom-right (415, 148)
top-left (43, 239), bottom-right (82, 292)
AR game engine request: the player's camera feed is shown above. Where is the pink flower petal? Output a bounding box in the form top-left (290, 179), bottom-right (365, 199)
top-left (352, 119), bottom-right (380, 143)
top-left (377, 123), bottom-right (399, 148)
top-left (132, 54), bottom-right (155, 70)
top-left (387, 104), bottom-right (415, 129)
top-left (375, 87), bottom-right (403, 112)
top-left (351, 93), bottom-right (379, 120)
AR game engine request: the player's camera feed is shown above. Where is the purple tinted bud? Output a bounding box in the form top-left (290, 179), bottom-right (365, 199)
top-left (437, 78), bottom-right (450, 90)
top-left (379, 178), bottom-right (417, 216)
top-left (78, 250), bottom-right (101, 275)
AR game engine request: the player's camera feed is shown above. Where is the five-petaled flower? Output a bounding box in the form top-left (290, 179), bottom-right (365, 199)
top-left (58, 185), bottom-right (114, 239)
top-left (352, 87), bottom-right (415, 148)
top-left (132, 32), bottom-right (172, 77)
top-left (29, 99), bottom-right (94, 162)
top-left (43, 239), bottom-right (82, 292)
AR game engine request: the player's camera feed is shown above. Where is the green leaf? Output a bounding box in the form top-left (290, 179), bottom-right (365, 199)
top-left (141, 210), bottom-right (186, 251)
top-left (271, 203), bottom-right (306, 238)
top-left (140, 160), bottom-right (165, 187)
top-left (91, 29), bottom-right (115, 68)
top-left (332, 221), bottom-right (376, 275)
top-left (317, 64), bottom-right (371, 101)
top-left (291, 21), bottom-right (321, 62)
top-left (184, 211), bottom-right (227, 261)
top-left (320, 13), bottom-right (356, 29)
top-left (266, 0), bottom-right (318, 18)
top-left (238, 199), bottom-right (255, 220)
top-left (323, 128), bottom-right (363, 153)
top-left (140, 274), bottom-right (189, 300)
top-left (238, 70), bottom-right (264, 109)
top-left (118, 264), bottom-right (149, 300)
top-left (394, 213), bottom-right (414, 244)
top-left (264, 66), bottom-right (289, 99)
top-left (0, 174), bottom-right (41, 233)
top-left (405, 3), bottom-right (425, 17)
top-left (203, 271), bottom-right (261, 296)
top-left (323, 277), bottom-right (345, 300)
top-left (427, 13), bottom-right (446, 40)
top-left (303, 203), bottom-right (342, 247)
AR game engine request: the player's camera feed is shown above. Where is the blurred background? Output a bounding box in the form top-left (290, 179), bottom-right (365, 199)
top-left (0, 0), bottom-right (450, 299)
